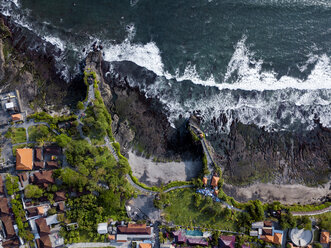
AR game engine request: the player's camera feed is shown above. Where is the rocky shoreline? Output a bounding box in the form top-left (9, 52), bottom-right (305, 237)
top-left (1, 15), bottom-right (330, 204)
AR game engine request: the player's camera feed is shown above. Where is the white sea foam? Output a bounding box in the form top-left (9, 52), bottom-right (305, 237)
top-left (104, 41), bottom-right (165, 76)
top-left (43, 35), bottom-right (66, 51)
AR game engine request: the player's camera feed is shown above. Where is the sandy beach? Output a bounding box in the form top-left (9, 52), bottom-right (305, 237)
top-left (223, 182), bottom-right (331, 205)
top-left (128, 151), bottom-right (202, 186)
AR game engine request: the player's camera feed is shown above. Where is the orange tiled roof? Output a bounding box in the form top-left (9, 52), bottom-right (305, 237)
top-left (321, 231), bottom-right (330, 244)
top-left (202, 177), bottom-right (208, 185)
top-left (273, 233), bottom-right (282, 245)
top-left (139, 244), bottom-right (152, 248)
top-left (16, 148), bottom-right (33, 170)
top-left (260, 235), bottom-right (274, 243)
top-left (11, 114), bottom-right (22, 121)
top-left (211, 176), bottom-right (220, 187)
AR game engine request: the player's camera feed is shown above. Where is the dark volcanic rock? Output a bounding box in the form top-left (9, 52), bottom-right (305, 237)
top-left (100, 59), bottom-right (203, 160)
top-left (211, 119), bottom-right (331, 186)
top-left (0, 15), bottom-right (85, 112)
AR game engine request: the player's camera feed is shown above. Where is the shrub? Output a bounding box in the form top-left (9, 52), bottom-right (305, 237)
top-left (25, 185), bottom-right (44, 199)
top-left (77, 101), bottom-right (84, 110)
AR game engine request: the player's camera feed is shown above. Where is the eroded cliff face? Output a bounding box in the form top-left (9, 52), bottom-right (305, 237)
top-left (0, 15), bottom-right (85, 114)
top-left (96, 54), bottom-right (330, 189)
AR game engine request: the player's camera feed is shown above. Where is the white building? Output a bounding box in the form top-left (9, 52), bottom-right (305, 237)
top-left (97, 223), bottom-right (108, 234)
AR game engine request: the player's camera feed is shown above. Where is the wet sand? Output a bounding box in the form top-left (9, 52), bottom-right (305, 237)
top-left (223, 182), bottom-right (331, 205)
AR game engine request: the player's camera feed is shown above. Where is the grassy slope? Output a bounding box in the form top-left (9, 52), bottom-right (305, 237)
top-left (6, 127), bottom-right (27, 144)
top-left (164, 188), bottom-right (238, 231)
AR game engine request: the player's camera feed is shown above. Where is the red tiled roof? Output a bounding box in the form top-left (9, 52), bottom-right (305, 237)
top-left (46, 161), bottom-right (59, 169)
top-left (2, 237), bottom-right (19, 248)
top-left (35, 218), bottom-right (50, 235)
top-left (54, 191), bottom-right (66, 202)
top-left (1, 215), bottom-right (16, 238)
top-left (264, 221), bottom-right (273, 227)
top-left (34, 161), bottom-right (44, 170)
top-left (32, 171), bottom-right (54, 187)
top-left (219, 235), bottom-right (236, 248)
top-left (262, 228), bottom-right (273, 235)
top-left (44, 146), bottom-right (61, 155)
top-left (117, 224), bottom-right (151, 235)
top-left (35, 148), bottom-right (43, 161)
top-left (187, 238), bottom-right (208, 246)
top-left (0, 197), bottom-right (10, 215)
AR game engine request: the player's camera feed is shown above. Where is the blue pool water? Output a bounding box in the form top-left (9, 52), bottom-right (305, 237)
top-left (186, 230), bottom-right (203, 237)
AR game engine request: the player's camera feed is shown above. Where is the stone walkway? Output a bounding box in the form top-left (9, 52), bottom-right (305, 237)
top-left (292, 206), bottom-right (331, 216)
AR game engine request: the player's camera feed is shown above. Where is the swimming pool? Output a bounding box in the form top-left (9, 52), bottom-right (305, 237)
top-left (186, 230), bottom-right (203, 237)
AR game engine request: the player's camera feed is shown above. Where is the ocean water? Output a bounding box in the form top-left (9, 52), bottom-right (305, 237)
top-left (1, 0), bottom-right (330, 133)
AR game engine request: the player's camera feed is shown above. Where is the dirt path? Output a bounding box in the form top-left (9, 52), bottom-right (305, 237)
top-left (128, 151), bottom-right (202, 186)
top-left (223, 182), bottom-right (331, 205)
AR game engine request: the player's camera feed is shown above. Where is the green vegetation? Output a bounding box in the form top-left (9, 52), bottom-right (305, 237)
top-left (28, 111), bottom-right (77, 127)
top-left (296, 216), bottom-right (312, 230)
top-left (82, 71), bottom-right (113, 144)
top-left (287, 202), bottom-right (331, 212)
top-left (317, 212), bottom-right (331, 232)
top-left (128, 171), bottom-right (159, 192)
top-left (11, 196), bottom-right (34, 242)
top-left (5, 175), bottom-right (19, 195)
top-left (279, 212), bottom-right (296, 229)
top-left (189, 127), bottom-right (200, 142)
top-left (77, 101), bottom-right (84, 110)
top-left (56, 138), bottom-right (134, 243)
top-left (5, 175), bottom-right (34, 243)
top-left (56, 133), bottom-right (72, 147)
top-left (5, 127), bottom-right (27, 144)
top-left (313, 243), bottom-right (322, 248)
top-left (202, 154), bottom-right (209, 176)
top-left (164, 188), bottom-right (238, 231)
top-left (162, 181), bottom-right (191, 191)
top-left (24, 184), bottom-right (44, 199)
top-left (28, 124), bottom-right (56, 143)
top-left (0, 18), bottom-right (11, 39)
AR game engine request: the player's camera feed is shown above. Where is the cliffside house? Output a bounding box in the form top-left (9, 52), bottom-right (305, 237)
top-left (139, 243), bottom-right (152, 248)
top-left (251, 221), bottom-right (284, 245)
top-left (211, 176), bottom-right (220, 188)
top-left (0, 215), bottom-right (16, 239)
top-left (173, 230), bottom-right (187, 244)
top-left (35, 148), bottom-right (43, 161)
top-left (36, 234), bottom-right (52, 248)
top-left (219, 235), bottom-right (235, 248)
top-left (16, 148), bottom-right (33, 170)
top-left (46, 161), bottom-right (59, 169)
top-left (97, 223), bottom-right (108, 234)
top-left (320, 231), bottom-right (330, 244)
top-left (0, 197), bottom-right (10, 215)
top-left (30, 170), bottom-right (54, 188)
top-left (54, 191), bottom-right (66, 202)
top-left (11, 114), bottom-right (22, 122)
top-left (44, 146), bottom-right (62, 155)
top-left (202, 177), bottom-right (208, 186)
top-left (117, 223), bottom-right (153, 241)
top-left (35, 218), bottom-right (50, 236)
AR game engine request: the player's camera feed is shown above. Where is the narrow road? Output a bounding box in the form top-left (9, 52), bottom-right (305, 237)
top-left (292, 206), bottom-right (331, 216)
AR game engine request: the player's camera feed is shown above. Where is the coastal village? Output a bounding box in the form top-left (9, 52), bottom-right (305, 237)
top-left (0, 56), bottom-right (329, 248)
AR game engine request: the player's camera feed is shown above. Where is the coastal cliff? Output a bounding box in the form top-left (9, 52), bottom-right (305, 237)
top-left (0, 15), bottom-right (85, 114)
top-left (2, 16), bottom-right (330, 203)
